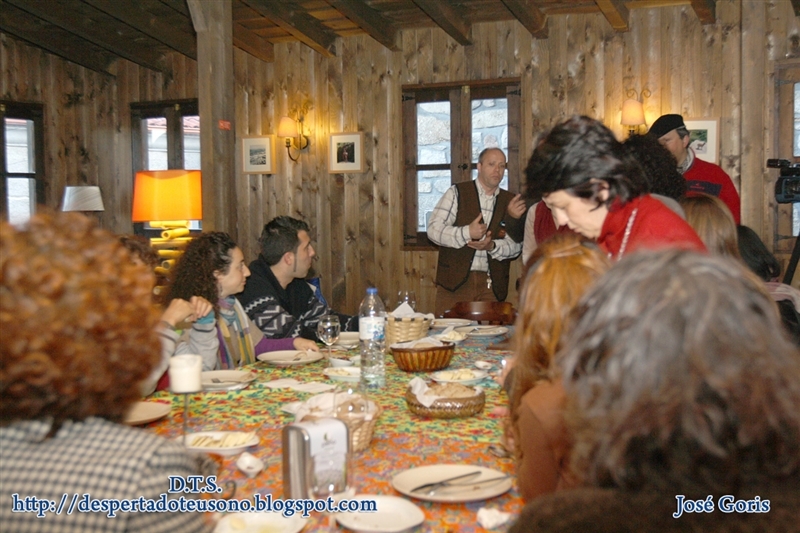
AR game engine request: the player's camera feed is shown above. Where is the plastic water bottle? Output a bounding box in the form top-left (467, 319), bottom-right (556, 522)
top-left (359, 287), bottom-right (386, 388)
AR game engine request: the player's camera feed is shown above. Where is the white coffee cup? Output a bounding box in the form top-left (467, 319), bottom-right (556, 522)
top-left (169, 354), bottom-right (202, 393)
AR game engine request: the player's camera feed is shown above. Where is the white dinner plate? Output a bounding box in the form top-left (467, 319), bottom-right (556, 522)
top-left (257, 350), bottom-right (325, 366)
top-left (454, 326), bottom-right (509, 338)
top-left (178, 431), bottom-right (259, 457)
top-left (335, 332), bottom-right (360, 347)
top-left (335, 495), bottom-right (425, 533)
top-left (431, 318), bottom-right (474, 329)
top-left (430, 368), bottom-right (489, 385)
top-left (392, 464), bottom-right (512, 503)
top-left (124, 401), bottom-right (171, 426)
top-left (202, 370), bottom-right (256, 391)
top-left (214, 512), bottom-right (307, 533)
top-left (324, 366), bottom-right (361, 383)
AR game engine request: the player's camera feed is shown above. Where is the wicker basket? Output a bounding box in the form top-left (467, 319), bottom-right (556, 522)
top-left (404, 387), bottom-right (485, 419)
top-left (390, 342), bottom-right (454, 372)
top-left (302, 404), bottom-right (382, 453)
top-left (385, 316), bottom-right (432, 349)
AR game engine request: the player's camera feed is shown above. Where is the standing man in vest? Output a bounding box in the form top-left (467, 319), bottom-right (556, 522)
top-left (427, 148), bottom-right (525, 316)
top-left (649, 114), bottom-right (741, 223)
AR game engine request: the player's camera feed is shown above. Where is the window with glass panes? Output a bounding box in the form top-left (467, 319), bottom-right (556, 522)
top-left (130, 100), bottom-right (200, 232)
top-left (402, 80), bottom-right (521, 247)
top-left (1, 102), bottom-right (44, 227)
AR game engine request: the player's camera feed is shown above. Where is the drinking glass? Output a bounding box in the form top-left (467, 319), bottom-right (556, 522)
top-left (307, 454), bottom-right (346, 531)
top-left (395, 290), bottom-right (417, 311)
top-left (317, 314), bottom-right (341, 360)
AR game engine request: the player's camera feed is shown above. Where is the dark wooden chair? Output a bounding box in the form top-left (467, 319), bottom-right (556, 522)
top-left (442, 301), bottom-right (516, 325)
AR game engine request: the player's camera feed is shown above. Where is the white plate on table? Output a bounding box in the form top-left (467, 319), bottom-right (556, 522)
top-left (257, 350), bottom-right (324, 366)
top-left (214, 512), bottom-right (307, 533)
top-left (455, 325), bottom-right (509, 338)
top-left (324, 366), bottom-right (361, 383)
top-left (335, 495), bottom-right (424, 533)
top-left (124, 401), bottom-right (171, 425)
top-left (178, 431), bottom-right (258, 457)
top-left (202, 370), bottom-right (256, 391)
top-left (430, 368), bottom-right (488, 385)
top-left (335, 332), bottom-right (360, 347)
top-left (431, 318), bottom-right (474, 329)
top-left (392, 464), bottom-right (511, 503)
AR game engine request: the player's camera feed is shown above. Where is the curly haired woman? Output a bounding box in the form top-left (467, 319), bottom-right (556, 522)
top-left (510, 234), bottom-right (610, 501)
top-left (165, 232), bottom-right (317, 370)
top-left (510, 251), bottom-right (800, 532)
top-left (0, 211), bottom-right (213, 532)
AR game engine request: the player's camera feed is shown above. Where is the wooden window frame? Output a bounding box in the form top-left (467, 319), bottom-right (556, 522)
top-left (402, 79), bottom-right (521, 250)
top-left (130, 99), bottom-right (199, 173)
top-left (773, 61), bottom-right (800, 253)
top-left (0, 101), bottom-right (45, 218)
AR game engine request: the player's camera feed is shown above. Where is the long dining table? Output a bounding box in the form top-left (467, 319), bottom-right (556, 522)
top-left (145, 329), bottom-right (522, 532)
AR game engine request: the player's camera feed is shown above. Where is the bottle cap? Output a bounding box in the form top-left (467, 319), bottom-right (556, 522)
top-left (367, 287), bottom-right (377, 294)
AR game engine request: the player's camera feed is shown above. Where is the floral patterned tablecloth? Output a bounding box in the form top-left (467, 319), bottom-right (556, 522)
top-left (146, 334), bottom-right (521, 532)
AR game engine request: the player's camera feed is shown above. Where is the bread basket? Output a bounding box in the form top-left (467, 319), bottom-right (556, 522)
top-left (390, 341), bottom-right (454, 372)
top-left (404, 386), bottom-right (485, 419)
top-left (298, 394), bottom-right (382, 453)
top-left (385, 316), bottom-right (432, 349)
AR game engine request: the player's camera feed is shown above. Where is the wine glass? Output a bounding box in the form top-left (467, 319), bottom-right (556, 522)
top-left (317, 314), bottom-right (340, 361)
top-left (307, 454), bottom-right (347, 531)
top-left (396, 290), bottom-right (417, 311)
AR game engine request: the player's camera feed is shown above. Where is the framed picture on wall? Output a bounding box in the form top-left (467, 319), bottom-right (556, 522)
top-left (242, 135), bottom-right (275, 174)
top-left (329, 132), bottom-right (365, 173)
top-left (684, 119), bottom-right (719, 165)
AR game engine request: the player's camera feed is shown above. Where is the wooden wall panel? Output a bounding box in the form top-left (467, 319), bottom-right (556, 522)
top-left (2, 0), bottom-right (799, 313)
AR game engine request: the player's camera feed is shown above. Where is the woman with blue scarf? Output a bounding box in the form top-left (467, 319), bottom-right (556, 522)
top-left (165, 232), bottom-right (318, 370)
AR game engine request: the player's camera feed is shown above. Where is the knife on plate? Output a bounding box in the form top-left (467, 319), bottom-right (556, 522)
top-left (410, 471), bottom-right (482, 493)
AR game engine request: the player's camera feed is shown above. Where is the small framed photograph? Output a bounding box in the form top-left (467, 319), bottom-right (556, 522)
top-left (329, 132), bottom-right (365, 173)
top-left (684, 119), bottom-right (719, 165)
top-left (241, 135), bottom-right (275, 174)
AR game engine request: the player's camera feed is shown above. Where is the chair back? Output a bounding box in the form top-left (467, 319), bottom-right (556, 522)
top-left (442, 301), bottom-right (516, 325)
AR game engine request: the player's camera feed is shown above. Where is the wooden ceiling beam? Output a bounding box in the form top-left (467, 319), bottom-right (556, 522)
top-left (327, 0), bottom-right (401, 51)
top-left (82, 0), bottom-right (197, 59)
top-left (5, 0), bottom-right (168, 73)
top-left (157, 0), bottom-right (191, 17)
top-left (233, 22), bottom-right (275, 63)
top-left (242, 0), bottom-right (337, 57)
top-left (411, 0), bottom-right (472, 46)
top-left (595, 0), bottom-right (629, 31)
top-left (0, 2), bottom-right (116, 75)
top-left (690, 0), bottom-right (716, 24)
top-left (500, 0), bottom-right (548, 39)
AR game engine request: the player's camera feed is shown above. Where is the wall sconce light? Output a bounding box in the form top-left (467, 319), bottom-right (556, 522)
top-left (621, 89), bottom-right (651, 136)
top-left (61, 185), bottom-right (105, 213)
top-left (278, 116), bottom-right (309, 162)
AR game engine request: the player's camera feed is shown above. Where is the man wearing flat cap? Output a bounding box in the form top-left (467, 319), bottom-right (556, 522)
top-left (649, 114), bottom-right (740, 223)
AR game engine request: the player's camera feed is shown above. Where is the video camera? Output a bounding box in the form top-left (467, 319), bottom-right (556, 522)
top-left (768, 159), bottom-right (800, 203)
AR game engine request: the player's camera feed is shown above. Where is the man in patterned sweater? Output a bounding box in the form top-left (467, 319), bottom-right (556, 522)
top-left (237, 216), bottom-right (356, 340)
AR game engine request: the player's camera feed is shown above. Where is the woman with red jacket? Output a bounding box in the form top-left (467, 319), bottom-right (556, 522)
top-left (524, 116), bottom-right (705, 260)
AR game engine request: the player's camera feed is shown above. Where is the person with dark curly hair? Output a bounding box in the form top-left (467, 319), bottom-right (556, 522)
top-left (510, 234), bottom-right (610, 502)
top-left (119, 234), bottom-right (217, 395)
top-left (165, 231), bottom-right (318, 371)
top-left (622, 133), bottom-right (687, 216)
top-left (510, 250), bottom-right (800, 533)
top-left (524, 116), bottom-right (705, 260)
top-left (0, 211), bottom-right (213, 532)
